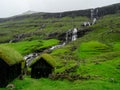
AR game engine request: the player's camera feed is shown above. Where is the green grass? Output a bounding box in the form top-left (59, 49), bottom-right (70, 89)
top-left (1, 76), bottom-right (120, 90)
top-left (76, 41), bottom-right (111, 58)
top-left (55, 60), bottom-right (77, 73)
top-left (2, 39), bottom-right (59, 55)
top-left (51, 48), bottom-right (70, 55)
top-left (113, 42), bottom-right (120, 51)
top-left (76, 55), bottom-right (120, 81)
top-left (0, 45), bottom-right (24, 65)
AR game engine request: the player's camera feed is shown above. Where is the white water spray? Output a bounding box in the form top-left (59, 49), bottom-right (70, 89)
top-left (72, 28), bottom-right (77, 41)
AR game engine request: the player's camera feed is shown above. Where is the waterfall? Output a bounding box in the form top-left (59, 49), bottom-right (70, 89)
top-left (49, 28), bottom-right (78, 51)
top-left (72, 28), bottom-right (77, 41)
top-left (91, 9), bottom-right (94, 20)
top-left (91, 9), bottom-right (98, 25)
top-left (92, 18), bottom-right (97, 25)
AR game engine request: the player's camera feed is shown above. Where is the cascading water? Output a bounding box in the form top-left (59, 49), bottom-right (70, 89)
top-left (49, 28), bottom-right (78, 51)
top-left (91, 9), bottom-right (98, 25)
top-left (92, 18), bottom-right (97, 25)
top-left (24, 53), bottom-right (38, 66)
top-left (72, 28), bottom-right (77, 41)
top-left (24, 28), bottom-right (78, 66)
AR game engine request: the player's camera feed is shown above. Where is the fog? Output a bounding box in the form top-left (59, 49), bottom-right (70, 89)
top-left (0, 0), bottom-right (119, 18)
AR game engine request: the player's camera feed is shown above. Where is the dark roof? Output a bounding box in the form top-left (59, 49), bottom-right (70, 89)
top-left (30, 53), bottom-right (56, 68)
top-left (0, 45), bottom-right (24, 66)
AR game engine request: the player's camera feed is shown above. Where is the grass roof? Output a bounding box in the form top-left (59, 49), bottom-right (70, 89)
top-left (30, 53), bottom-right (56, 68)
top-left (0, 45), bottom-right (24, 66)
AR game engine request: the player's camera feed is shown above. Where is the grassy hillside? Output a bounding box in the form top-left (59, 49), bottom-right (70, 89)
top-left (0, 16), bottom-right (89, 43)
top-left (1, 39), bottom-right (59, 55)
top-left (47, 13), bottom-right (120, 89)
top-left (0, 8), bottom-right (120, 90)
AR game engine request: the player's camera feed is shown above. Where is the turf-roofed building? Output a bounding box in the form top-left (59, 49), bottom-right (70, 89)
top-left (0, 45), bottom-right (24, 87)
top-left (30, 53), bottom-right (56, 79)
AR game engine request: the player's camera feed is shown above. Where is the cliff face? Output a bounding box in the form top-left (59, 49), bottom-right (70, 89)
top-left (96, 3), bottom-right (120, 17)
top-left (0, 3), bottom-right (120, 23)
top-left (43, 3), bottom-right (120, 18)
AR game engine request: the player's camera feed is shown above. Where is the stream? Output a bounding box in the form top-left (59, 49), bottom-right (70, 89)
top-left (24, 28), bottom-right (78, 66)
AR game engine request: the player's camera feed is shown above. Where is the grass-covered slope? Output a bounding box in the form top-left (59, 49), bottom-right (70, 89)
top-left (48, 13), bottom-right (120, 88)
top-left (0, 16), bottom-right (89, 43)
top-left (0, 9), bottom-right (120, 90)
top-left (2, 39), bottom-right (59, 55)
top-left (76, 41), bottom-right (111, 58)
top-left (80, 13), bottom-right (120, 43)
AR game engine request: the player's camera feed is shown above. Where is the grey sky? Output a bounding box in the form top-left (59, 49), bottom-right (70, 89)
top-left (0, 0), bottom-right (119, 18)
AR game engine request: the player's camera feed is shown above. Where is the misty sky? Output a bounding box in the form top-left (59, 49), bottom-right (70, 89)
top-left (0, 0), bottom-right (119, 18)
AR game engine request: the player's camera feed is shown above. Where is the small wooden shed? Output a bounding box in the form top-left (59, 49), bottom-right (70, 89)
top-left (30, 53), bottom-right (56, 79)
top-left (0, 45), bottom-right (24, 87)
